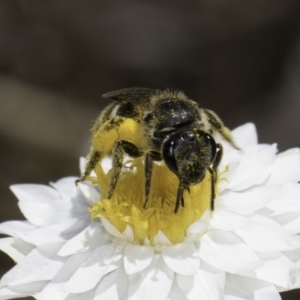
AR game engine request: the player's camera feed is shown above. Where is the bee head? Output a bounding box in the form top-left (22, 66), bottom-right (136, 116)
top-left (162, 129), bottom-right (217, 186)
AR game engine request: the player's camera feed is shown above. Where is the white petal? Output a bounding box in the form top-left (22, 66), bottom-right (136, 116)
top-left (225, 274), bottom-right (281, 300)
top-left (186, 220), bottom-right (208, 240)
top-left (186, 211), bottom-right (210, 240)
top-left (144, 237), bottom-right (151, 246)
top-left (38, 282), bottom-right (69, 300)
top-left (0, 243), bottom-right (65, 287)
top-left (266, 183), bottom-right (300, 216)
top-left (54, 251), bottom-right (93, 283)
top-left (64, 289), bottom-right (95, 300)
top-left (8, 281), bottom-right (48, 294)
top-left (128, 254), bottom-right (174, 300)
top-left (58, 222), bottom-right (108, 256)
top-left (238, 252), bottom-right (298, 289)
top-left (0, 221), bottom-right (36, 237)
top-left (218, 185), bottom-right (281, 214)
top-left (64, 244), bottom-right (122, 293)
top-left (124, 244), bottom-right (154, 275)
top-left (41, 289), bottom-right (95, 300)
top-left (272, 212), bottom-right (300, 234)
top-left (19, 216), bottom-right (90, 246)
top-left (101, 157), bottom-right (113, 174)
top-left (0, 287), bottom-right (27, 300)
top-left (77, 182), bottom-right (100, 205)
top-left (50, 177), bottom-right (79, 197)
top-left (94, 267), bottom-right (128, 300)
top-left (268, 148), bottom-right (300, 184)
top-left (38, 251), bottom-right (92, 300)
top-left (210, 210), bottom-right (250, 231)
top-left (122, 225), bottom-right (134, 242)
top-left (10, 184), bottom-right (59, 203)
top-left (166, 279), bottom-right (187, 300)
top-left (269, 199), bottom-right (300, 216)
top-left (79, 157), bottom-right (86, 175)
top-left (0, 281), bottom-right (48, 300)
top-left (177, 262), bottom-right (225, 300)
top-left (283, 248), bottom-right (300, 267)
top-left (219, 123), bottom-right (258, 168)
top-left (199, 231), bottom-right (262, 273)
top-left (162, 241), bottom-right (200, 276)
top-left (234, 215), bottom-right (299, 252)
top-left (153, 230), bottom-right (172, 246)
top-left (291, 270), bottom-right (300, 289)
top-left (231, 123), bottom-right (258, 148)
top-left (18, 196), bottom-right (88, 227)
top-left (218, 162), bottom-right (239, 192)
top-left (0, 237), bottom-right (34, 263)
top-left (225, 144), bottom-right (277, 192)
top-left (254, 252), bottom-right (298, 288)
top-left (100, 217), bottom-right (124, 239)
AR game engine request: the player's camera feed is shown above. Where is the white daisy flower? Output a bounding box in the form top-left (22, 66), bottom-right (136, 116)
top-left (1, 123), bottom-right (300, 300)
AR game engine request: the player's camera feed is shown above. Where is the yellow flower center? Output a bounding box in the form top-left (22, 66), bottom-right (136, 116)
top-left (89, 157), bottom-right (217, 245)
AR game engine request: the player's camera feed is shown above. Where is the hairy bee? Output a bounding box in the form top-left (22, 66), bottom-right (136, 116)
top-left (77, 88), bottom-right (239, 213)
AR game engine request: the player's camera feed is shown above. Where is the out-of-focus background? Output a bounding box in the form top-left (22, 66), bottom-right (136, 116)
top-left (0, 0), bottom-right (300, 299)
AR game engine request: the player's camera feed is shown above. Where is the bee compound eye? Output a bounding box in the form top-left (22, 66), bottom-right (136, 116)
top-left (187, 131), bottom-right (196, 141)
top-left (162, 137), bottom-right (178, 174)
top-left (162, 130), bottom-right (197, 175)
top-left (203, 132), bottom-right (217, 162)
top-left (194, 130), bottom-right (217, 162)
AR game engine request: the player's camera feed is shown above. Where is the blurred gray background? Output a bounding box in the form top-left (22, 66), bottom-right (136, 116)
top-left (1, 0), bottom-right (300, 299)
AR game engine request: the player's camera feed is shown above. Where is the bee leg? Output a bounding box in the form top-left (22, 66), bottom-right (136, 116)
top-left (107, 141), bottom-right (123, 199)
top-left (108, 140), bottom-right (143, 199)
top-left (174, 181), bottom-right (185, 214)
top-left (208, 143), bottom-right (223, 210)
top-left (203, 109), bottom-right (240, 150)
top-left (207, 168), bottom-right (216, 211)
top-left (75, 150), bottom-right (102, 184)
top-left (143, 153), bottom-right (153, 209)
top-left (213, 143), bottom-right (223, 171)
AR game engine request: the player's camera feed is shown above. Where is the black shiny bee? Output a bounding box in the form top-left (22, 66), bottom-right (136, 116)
top-left (77, 88), bottom-right (239, 213)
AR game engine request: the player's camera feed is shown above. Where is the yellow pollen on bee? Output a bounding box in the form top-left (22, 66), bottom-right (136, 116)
top-left (89, 157), bottom-right (217, 245)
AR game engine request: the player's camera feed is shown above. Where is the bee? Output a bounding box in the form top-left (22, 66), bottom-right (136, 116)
top-left (77, 88), bottom-right (239, 213)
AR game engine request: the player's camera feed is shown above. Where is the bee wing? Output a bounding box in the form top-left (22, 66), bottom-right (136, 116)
top-left (102, 87), bottom-right (156, 103)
